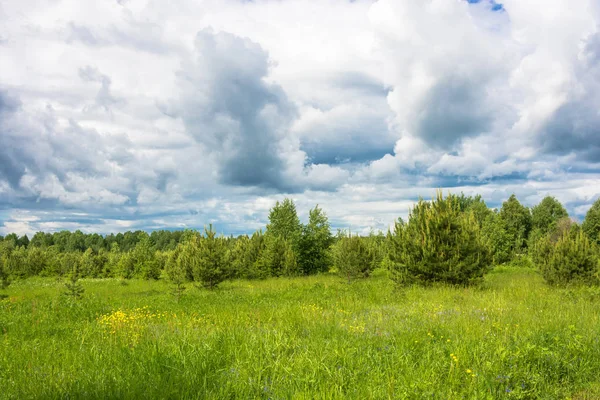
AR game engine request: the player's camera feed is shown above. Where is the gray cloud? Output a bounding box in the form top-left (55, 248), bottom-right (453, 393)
top-left (174, 29), bottom-right (298, 190)
top-left (78, 66), bottom-right (120, 110)
top-left (538, 31), bottom-right (600, 162)
top-left (412, 75), bottom-right (494, 149)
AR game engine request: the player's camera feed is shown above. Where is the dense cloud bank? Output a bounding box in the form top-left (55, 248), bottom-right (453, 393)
top-left (1, 0), bottom-right (599, 235)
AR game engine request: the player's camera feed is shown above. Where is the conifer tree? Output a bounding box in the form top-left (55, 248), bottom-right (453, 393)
top-left (63, 261), bottom-right (84, 300)
top-left (539, 229), bottom-right (598, 286)
top-left (165, 248), bottom-right (187, 300)
top-left (388, 191), bottom-right (490, 286)
top-left (333, 232), bottom-right (373, 282)
top-left (258, 235), bottom-right (298, 277)
top-left (193, 225), bottom-right (228, 289)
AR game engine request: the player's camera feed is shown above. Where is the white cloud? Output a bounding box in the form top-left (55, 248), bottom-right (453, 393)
top-left (1, 0), bottom-right (599, 236)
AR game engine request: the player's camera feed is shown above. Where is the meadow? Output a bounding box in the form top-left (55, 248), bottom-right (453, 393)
top-left (2, 267), bottom-right (600, 399)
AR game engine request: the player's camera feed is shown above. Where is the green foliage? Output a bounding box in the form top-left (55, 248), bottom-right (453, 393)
top-left (79, 248), bottom-right (108, 278)
top-left (388, 191), bottom-right (490, 286)
top-left (530, 217), bottom-right (578, 269)
top-left (58, 252), bottom-right (81, 277)
top-left (132, 234), bottom-right (160, 280)
top-left (365, 230), bottom-right (386, 271)
top-left (3, 246), bottom-right (26, 278)
top-left (499, 194), bottom-right (532, 253)
top-left (297, 205), bottom-right (333, 275)
top-left (193, 225), bottom-right (228, 289)
top-left (165, 248), bottom-right (187, 300)
top-left (265, 198), bottom-right (302, 244)
top-left (333, 232), bottom-right (373, 281)
top-left (105, 243), bottom-right (121, 277)
top-left (583, 198), bottom-right (600, 245)
top-left (450, 193), bottom-right (492, 227)
top-left (0, 243), bottom-right (10, 290)
top-left (539, 229), bottom-right (598, 286)
top-left (531, 196), bottom-right (569, 236)
top-left (116, 252), bottom-right (136, 279)
top-left (62, 262), bottom-right (84, 300)
top-left (481, 213), bottom-right (512, 265)
top-left (257, 235), bottom-right (298, 277)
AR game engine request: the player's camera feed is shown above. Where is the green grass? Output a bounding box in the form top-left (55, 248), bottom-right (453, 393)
top-left (1, 268), bottom-right (600, 399)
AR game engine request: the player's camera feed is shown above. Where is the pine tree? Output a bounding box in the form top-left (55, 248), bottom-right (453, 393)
top-left (539, 229), bottom-right (598, 286)
top-left (63, 261), bottom-right (84, 300)
top-left (388, 191), bottom-right (491, 286)
top-left (258, 235), bottom-right (298, 277)
top-left (333, 232), bottom-right (373, 282)
top-left (193, 225), bottom-right (228, 289)
top-left (165, 248), bottom-right (187, 301)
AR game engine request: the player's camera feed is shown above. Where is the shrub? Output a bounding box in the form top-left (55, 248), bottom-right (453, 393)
top-left (539, 229), bottom-right (598, 286)
top-left (63, 262), bottom-right (84, 300)
top-left (333, 233), bottom-right (373, 282)
top-left (193, 225), bottom-right (228, 289)
top-left (165, 249), bottom-right (187, 300)
top-left (388, 191), bottom-right (491, 286)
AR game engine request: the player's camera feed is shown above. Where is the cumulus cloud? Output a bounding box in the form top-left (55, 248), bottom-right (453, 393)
top-left (1, 0), bottom-right (600, 236)
top-left (172, 29), bottom-right (298, 190)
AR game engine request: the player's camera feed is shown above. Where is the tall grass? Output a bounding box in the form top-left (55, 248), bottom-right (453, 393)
top-left (1, 268), bottom-right (600, 399)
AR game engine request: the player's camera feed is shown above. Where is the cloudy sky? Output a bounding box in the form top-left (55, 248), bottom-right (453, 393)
top-left (1, 0), bottom-right (599, 236)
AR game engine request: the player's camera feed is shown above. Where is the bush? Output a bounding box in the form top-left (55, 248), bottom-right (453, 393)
top-left (165, 249), bottom-right (187, 300)
top-left (63, 262), bottom-right (84, 300)
top-left (388, 191), bottom-right (491, 286)
top-left (333, 233), bottom-right (373, 282)
top-left (193, 225), bottom-right (228, 289)
top-left (539, 229), bottom-right (598, 286)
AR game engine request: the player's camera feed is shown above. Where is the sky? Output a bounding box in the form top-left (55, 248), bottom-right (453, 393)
top-left (1, 0), bottom-right (600, 236)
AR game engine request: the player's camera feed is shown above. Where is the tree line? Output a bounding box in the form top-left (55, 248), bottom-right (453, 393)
top-left (1, 193), bottom-right (600, 295)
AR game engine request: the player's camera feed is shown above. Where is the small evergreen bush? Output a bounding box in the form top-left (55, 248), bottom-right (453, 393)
top-left (193, 225), bottom-right (228, 289)
top-left (539, 229), bottom-right (598, 286)
top-left (63, 263), bottom-right (84, 300)
top-left (388, 191), bottom-right (491, 286)
top-left (333, 233), bottom-right (373, 282)
top-left (165, 248), bottom-right (187, 300)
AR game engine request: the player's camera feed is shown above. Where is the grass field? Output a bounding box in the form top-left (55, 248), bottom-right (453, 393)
top-left (1, 267), bottom-right (600, 399)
